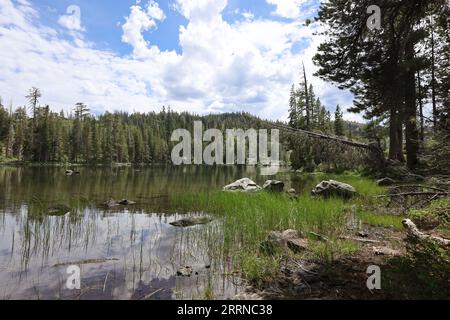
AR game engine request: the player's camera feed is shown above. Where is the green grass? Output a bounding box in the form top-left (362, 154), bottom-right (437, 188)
top-left (409, 197), bottom-right (450, 230)
top-left (170, 192), bottom-right (349, 282)
top-left (169, 173), bottom-right (402, 284)
top-left (357, 210), bottom-right (404, 230)
top-left (168, 173), bottom-right (385, 284)
top-left (171, 192), bottom-right (348, 248)
top-left (307, 239), bottom-right (360, 263)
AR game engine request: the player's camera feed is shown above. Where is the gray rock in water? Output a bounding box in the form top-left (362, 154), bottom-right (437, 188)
top-left (170, 216), bottom-right (213, 227)
top-left (176, 266), bottom-right (193, 277)
top-left (311, 180), bottom-right (357, 199)
top-left (223, 178), bottom-right (262, 192)
top-left (262, 180), bottom-right (285, 192)
top-left (377, 177), bottom-right (396, 186)
top-left (119, 199), bottom-right (136, 205)
top-left (48, 204), bottom-right (72, 216)
top-left (104, 199), bottom-right (119, 208)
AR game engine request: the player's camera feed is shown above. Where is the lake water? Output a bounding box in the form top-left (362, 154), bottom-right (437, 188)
top-left (0, 165), bottom-right (306, 300)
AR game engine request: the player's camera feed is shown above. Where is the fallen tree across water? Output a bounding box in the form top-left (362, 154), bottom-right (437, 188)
top-left (264, 121), bottom-right (386, 171)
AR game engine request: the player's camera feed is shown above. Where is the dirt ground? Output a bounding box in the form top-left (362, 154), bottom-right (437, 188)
top-left (246, 225), bottom-right (409, 300)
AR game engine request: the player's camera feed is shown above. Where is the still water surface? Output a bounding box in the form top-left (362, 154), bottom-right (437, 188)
top-left (0, 166), bottom-right (304, 300)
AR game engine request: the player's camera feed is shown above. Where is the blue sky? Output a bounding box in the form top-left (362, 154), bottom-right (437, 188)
top-left (0, 0), bottom-right (357, 121)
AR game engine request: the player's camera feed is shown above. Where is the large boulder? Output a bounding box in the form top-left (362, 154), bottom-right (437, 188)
top-left (262, 180), bottom-right (285, 193)
top-left (311, 180), bottom-right (357, 199)
top-left (223, 178), bottom-right (262, 192)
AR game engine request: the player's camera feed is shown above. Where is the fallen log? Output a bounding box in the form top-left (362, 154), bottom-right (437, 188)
top-left (263, 121), bottom-right (386, 170)
top-left (376, 192), bottom-right (450, 198)
top-left (402, 219), bottom-right (450, 247)
top-left (389, 185), bottom-right (448, 192)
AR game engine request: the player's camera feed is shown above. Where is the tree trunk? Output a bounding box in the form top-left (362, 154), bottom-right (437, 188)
top-left (430, 30), bottom-right (437, 131)
top-left (417, 71), bottom-right (425, 141)
top-left (302, 63), bottom-right (310, 129)
top-left (404, 40), bottom-right (419, 170)
top-left (389, 108), bottom-right (404, 162)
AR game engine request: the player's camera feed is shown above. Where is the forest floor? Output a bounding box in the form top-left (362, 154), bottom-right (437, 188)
top-left (248, 224), bottom-right (407, 300)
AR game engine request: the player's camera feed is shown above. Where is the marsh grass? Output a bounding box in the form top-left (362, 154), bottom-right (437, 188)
top-left (357, 211), bottom-right (404, 230)
top-left (169, 173), bottom-right (384, 283)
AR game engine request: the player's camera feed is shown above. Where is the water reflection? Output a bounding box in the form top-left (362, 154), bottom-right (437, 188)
top-left (0, 166), bottom-right (280, 300)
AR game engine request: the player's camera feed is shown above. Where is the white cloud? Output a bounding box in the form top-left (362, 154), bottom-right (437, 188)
top-left (0, 0), bottom-right (354, 121)
top-left (121, 0), bottom-right (165, 58)
top-left (174, 0), bottom-right (227, 22)
top-left (241, 10), bottom-right (255, 21)
top-left (266, 0), bottom-right (314, 19)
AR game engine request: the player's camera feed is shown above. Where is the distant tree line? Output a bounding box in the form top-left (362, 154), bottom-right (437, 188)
top-left (0, 89), bottom-right (295, 165)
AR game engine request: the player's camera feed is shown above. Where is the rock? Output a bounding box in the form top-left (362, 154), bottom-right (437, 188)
top-left (377, 177), bottom-right (396, 186)
top-left (311, 180), bottom-right (357, 199)
top-left (65, 170), bottom-right (73, 176)
top-left (170, 216), bottom-right (213, 227)
top-left (223, 178), bottom-right (262, 192)
top-left (286, 238), bottom-right (309, 253)
top-left (176, 266), bottom-right (193, 277)
top-left (48, 204), bottom-right (72, 216)
top-left (261, 229), bottom-right (308, 255)
top-left (282, 229), bottom-right (300, 239)
top-left (262, 180), bottom-right (285, 193)
top-left (373, 246), bottom-right (400, 256)
top-left (118, 199), bottom-right (136, 205)
top-left (287, 188), bottom-right (299, 200)
top-left (358, 231), bottom-right (369, 238)
top-left (104, 199), bottom-right (119, 208)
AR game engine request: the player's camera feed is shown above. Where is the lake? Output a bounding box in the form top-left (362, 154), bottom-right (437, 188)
top-left (0, 165), bottom-right (308, 300)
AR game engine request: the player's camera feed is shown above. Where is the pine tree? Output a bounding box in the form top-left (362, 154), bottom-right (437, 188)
top-left (25, 87), bottom-right (41, 120)
top-left (288, 84), bottom-right (298, 128)
top-left (334, 105), bottom-right (345, 136)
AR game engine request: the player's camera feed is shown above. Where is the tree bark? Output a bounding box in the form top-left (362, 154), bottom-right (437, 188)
top-left (430, 30), bottom-right (437, 131)
top-left (417, 71), bottom-right (425, 141)
top-left (404, 39), bottom-right (420, 169)
top-left (389, 108), bottom-right (404, 162)
top-left (302, 63), bottom-right (310, 129)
